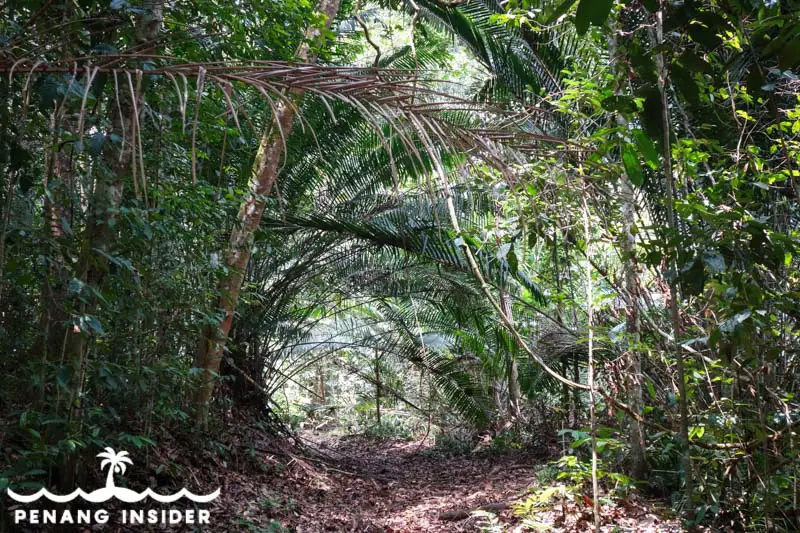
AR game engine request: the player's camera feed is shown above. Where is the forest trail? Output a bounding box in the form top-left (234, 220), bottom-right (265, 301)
top-left (294, 433), bottom-right (537, 532)
top-left (4, 1), bottom-right (797, 530)
top-left (230, 432), bottom-right (682, 533)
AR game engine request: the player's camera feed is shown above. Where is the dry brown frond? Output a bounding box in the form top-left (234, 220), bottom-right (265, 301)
top-left (1, 56), bottom-right (581, 162)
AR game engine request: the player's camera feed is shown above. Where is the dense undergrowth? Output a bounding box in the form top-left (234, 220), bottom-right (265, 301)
top-left (1, 0), bottom-right (800, 531)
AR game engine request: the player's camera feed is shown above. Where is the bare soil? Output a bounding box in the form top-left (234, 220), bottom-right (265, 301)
top-left (208, 430), bottom-right (683, 532)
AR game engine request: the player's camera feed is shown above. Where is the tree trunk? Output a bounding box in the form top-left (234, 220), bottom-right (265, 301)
top-left (374, 349), bottom-right (381, 426)
top-left (193, 0), bottom-right (342, 424)
top-left (34, 113), bottom-right (72, 407)
top-left (572, 354), bottom-right (580, 426)
top-left (621, 172), bottom-right (648, 479)
top-left (654, 3), bottom-right (693, 511)
top-left (315, 363), bottom-right (326, 403)
top-left (60, 0), bottom-right (164, 424)
top-left (34, 1), bottom-right (164, 491)
top-left (552, 230), bottom-right (573, 427)
top-left (500, 290), bottom-right (522, 420)
top-left (581, 169), bottom-right (600, 532)
top-left (492, 376), bottom-right (504, 419)
top-left (608, 16), bottom-right (649, 481)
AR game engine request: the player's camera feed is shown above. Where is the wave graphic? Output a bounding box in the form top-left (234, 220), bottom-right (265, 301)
top-left (7, 487), bottom-right (220, 504)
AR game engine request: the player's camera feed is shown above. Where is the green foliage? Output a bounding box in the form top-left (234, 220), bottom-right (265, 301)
top-left (485, 430), bottom-right (525, 452)
top-left (514, 455), bottom-right (634, 525)
top-left (431, 431), bottom-right (475, 457)
top-left (1, 1), bottom-right (799, 530)
top-left (574, 0), bottom-right (613, 35)
top-left (258, 491), bottom-right (300, 515)
top-left (364, 418), bottom-right (416, 440)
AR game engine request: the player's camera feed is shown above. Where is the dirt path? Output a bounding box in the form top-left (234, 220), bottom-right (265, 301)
top-left (2, 422), bottom-right (681, 532)
top-left (292, 434), bottom-right (539, 532)
top-left (242, 434), bottom-right (682, 532)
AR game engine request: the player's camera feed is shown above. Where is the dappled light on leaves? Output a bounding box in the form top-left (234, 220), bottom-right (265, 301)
top-left (0, 0), bottom-right (799, 531)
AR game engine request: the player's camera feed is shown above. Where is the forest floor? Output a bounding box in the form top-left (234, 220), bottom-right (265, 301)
top-left (2, 417), bottom-right (683, 532)
top-left (203, 426), bottom-right (683, 532)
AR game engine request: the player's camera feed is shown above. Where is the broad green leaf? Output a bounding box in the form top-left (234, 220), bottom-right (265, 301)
top-left (746, 66), bottom-right (765, 97)
top-left (575, 0), bottom-right (613, 35)
top-left (640, 0), bottom-right (657, 12)
top-left (639, 87), bottom-right (664, 143)
top-left (601, 94), bottom-right (637, 114)
top-left (81, 315), bottom-right (105, 335)
top-left (678, 50), bottom-right (712, 73)
top-left (546, 0), bottom-right (579, 24)
top-left (779, 39), bottom-right (800, 70)
top-left (507, 248), bottom-right (519, 277)
top-left (87, 132), bottom-right (106, 156)
top-left (91, 43), bottom-right (119, 55)
top-left (671, 65), bottom-right (700, 104)
top-left (622, 144), bottom-right (644, 186)
top-left (633, 129), bottom-right (659, 169)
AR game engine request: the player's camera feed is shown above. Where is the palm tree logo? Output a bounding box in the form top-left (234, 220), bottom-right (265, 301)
top-left (7, 447), bottom-right (220, 503)
top-left (97, 448), bottom-right (133, 490)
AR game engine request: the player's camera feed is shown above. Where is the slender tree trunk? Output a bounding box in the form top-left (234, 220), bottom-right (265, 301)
top-left (315, 363), bottom-right (326, 403)
top-left (581, 168), bottom-right (600, 532)
top-left (655, 2), bottom-right (693, 512)
top-left (561, 355), bottom-right (570, 423)
top-left (492, 376), bottom-right (504, 420)
top-left (29, 4), bottom-right (80, 409)
top-left (552, 230), bottom-right (573, 426)
top-left (0, 163), bottom-right (18, 313)
top-left (508, 352), bottom-right (522, 419)
top-left (35, 1), bottom-right (164, 491)
top-left (60, 1), bottom-right (164, 424)
top-left (0, 76), bottom-right (10, 313)
top-left (572, 355), bottom-right (580, 426)
top-left (193, 0), bottom-right (342, 424)
top-left (563, 227), bottom-right (582, 427)
top-left (607, 26), bottom-right (649, 480)
top-left (374, 349), bottom-right (381, 426)
top-left (31, 113), bottom-right (70, 406)
top-left (621, 173), bottom-right (648, 479)
top-left (500, 290), bottom-right (522, 420)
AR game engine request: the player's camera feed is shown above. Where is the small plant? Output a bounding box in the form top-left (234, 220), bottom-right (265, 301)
top-left (280, 412), bottom-right (306, 430)
top-left (257, 490), bottom-right (299, 517)
top-left (207, 439), bottom-right (231, 458)
top-left (430, 432), bottom-right (474, 457)
top-left (514, 455), bottom-right (635, 526)
top-left (364, 417), bottom-right (414, 440)
top-left (259, 495), bottom-right (298, 512)
top-left (514, 482), bottom-right (573, 525)
top-left (487, 430), bottom-right (524, 453)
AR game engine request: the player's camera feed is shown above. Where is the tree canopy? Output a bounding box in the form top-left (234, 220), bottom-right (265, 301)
top-left (1, 0), bottom-right (799, 530)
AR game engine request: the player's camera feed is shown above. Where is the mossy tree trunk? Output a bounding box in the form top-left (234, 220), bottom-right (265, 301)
top-left (193, 0), bottom-right (342, 425)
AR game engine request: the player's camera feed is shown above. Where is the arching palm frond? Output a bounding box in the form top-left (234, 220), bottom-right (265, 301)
top-left (260, 204), bottom-right (546, 303)
top-left (402, 0), bottom-right (592, 113)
